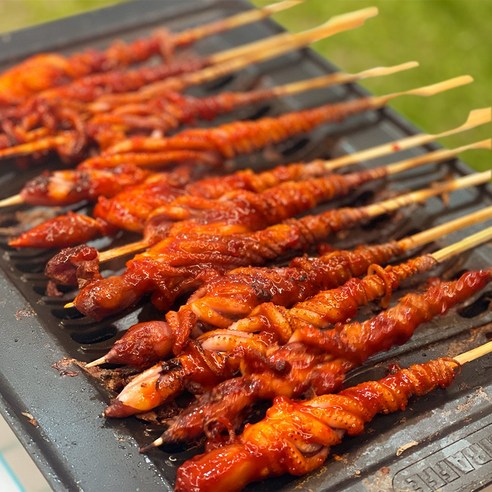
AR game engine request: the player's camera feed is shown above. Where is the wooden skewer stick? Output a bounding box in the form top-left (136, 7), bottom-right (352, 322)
top-left (365, 171), bottom-right (491, 218)
top-left (93, 143), bottom-right (492, 265)
top-left (98, 240), bottom-right (150, 263)
top-left (432, 225), bottom-right (492, 263)
top-left (454, 340), bottom-right (492, 365)
top-left (0, 62), bottom-right (418, 163)
top-left (130, 7), bottom-right (379, 100)
top-left (85, 355), bottom-right (112, 368)
top-left (384, 138), bottom-right (491, 176)
top-left (370, 75), bottom-right (473, 107)
top-left (398, 205), bottom-right (492, 251)
top-left (173, 0), bottom-right (305, 46)
top-left (209, 7), bottom-right (378, 65)
top-left (373, 75), bottom-right (473, 106)
top-left (63, 173), bottom-right (491, 310)
top-left (271, 62), bottom-right (419, 98)
top-left (0, 194), bottom-right (23, 208)
top-left (324, 106), bottom-right (492, 172)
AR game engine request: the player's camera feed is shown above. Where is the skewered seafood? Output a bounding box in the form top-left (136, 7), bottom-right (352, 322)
top-left (1, 2), bottom-right (490, 488)
top-left (13, 138), bottom-right (489, 250)
top-left (175, 354), bottom-right (467, 492)
top-left (8, 152), bottom-right (405, 248)
top-left (49, 172), bottom-right (490, 318)
top-left (73, 76), bottom-right (471, 171)
top-left (3, 106), bottom-right (487, 209)
top-left (118, 265), bottom-right (490, 441)
top-left (88, 207), bottom-right (492, 367)
top-left (0, 1), bottom-right (301, 106)
top-left (0, 63), bottom-right (415, 161)
top-left (15, 171), bottom-right (383, 248)
top-left (0, 33), bottom-right (174, 107)
top-left (0, 7), bottom-right (376, 164)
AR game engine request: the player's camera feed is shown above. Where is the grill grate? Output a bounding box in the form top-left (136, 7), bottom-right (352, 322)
top-left (0, 1), bottom-right (490, 491)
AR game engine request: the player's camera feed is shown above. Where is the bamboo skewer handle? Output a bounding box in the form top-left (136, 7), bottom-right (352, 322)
top-left (173, 0), bottom-right (305, 46)
top-left (323, 107), bottom-right (492, 172)
top-left (370, 75), bottom-right (474, 108)
top-left (272, 62), bottom-right (419, 98)
top-left (454, 340), bottom-right (492, 365)
top-left (432, 226), bottom-right (492, 263)
top-left (0, 194), bottom-right (23, 208)
top-left (386, 139), bottom-right (492, 175)
top-left (98, 240), bottom-right (150, 263)
top-left (364, 171), bottom-right (492, 217)
top-left (399, 205), bottom-right (492, 251)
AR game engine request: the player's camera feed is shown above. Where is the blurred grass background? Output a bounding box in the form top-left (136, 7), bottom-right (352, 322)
top-left (0, 0), bottom-right (489, 171)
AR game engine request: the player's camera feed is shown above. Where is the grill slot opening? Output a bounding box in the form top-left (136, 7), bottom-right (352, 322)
top-left (71, 327), bottom-right (118, 345)
top-left (238, 103), bottom-right (273, 121)
top-left (458, 291), bottom-right (492, 319)
top-left (51, 307), bottom-right (85, 320)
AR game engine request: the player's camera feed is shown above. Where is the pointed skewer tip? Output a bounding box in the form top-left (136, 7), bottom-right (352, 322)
top-left (85, 356), bottom-right (108, 369)
top-left (139, 437), bottom-right (164, 454)
top-left (0, 194), bottom-right (23, 208)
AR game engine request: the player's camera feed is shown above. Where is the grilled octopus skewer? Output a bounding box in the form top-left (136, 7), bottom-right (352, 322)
top-left (54, 172), bottom-right (490, 319)
top-left (143, 266), bottom-right (491, 449)
top-left (1, 103), bottom-right (486, 212)
top-left (0, 0), bottom-right (301, 106)
top-left (0, 8), bottom-right (375, 159)
top-left (12, 134), bottom-right (484, 250)
top-left (76, 76), bottom-right (471, 171)
top-left (103, 229), bottom-right (492, 420)
top-left (86, 206), bottom-right (492, 368)
top-left (173, 343), bottom-right (492, 492)
top-left (0, 63), bottom-right (416, 162)
top-left (2, 73), bottom-right (454, 170)
top-left (13, 168), bottom-right (386, 248)
top-left (88, 8), bottom-right (378, 110)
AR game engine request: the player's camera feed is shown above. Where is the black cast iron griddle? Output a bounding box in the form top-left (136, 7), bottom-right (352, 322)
top-left (0, 1), bottom-right (491, 491)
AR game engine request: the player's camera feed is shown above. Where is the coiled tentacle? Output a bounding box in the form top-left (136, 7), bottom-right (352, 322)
top-left (67, 205), bottom-right (370, 318)
top-left (174, 357), bottom-right (459, 492)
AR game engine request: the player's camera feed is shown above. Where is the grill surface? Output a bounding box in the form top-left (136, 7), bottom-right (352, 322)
top-left (0, 1), bottom-right (491, 491)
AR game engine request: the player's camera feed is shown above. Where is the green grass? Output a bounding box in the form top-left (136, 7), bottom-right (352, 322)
top-left (0, 0), bottom-right (119, 31)
top-left (0, 0), bottom-right (489, 171)
top-left (252, 0), bottom-right (491, 172)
